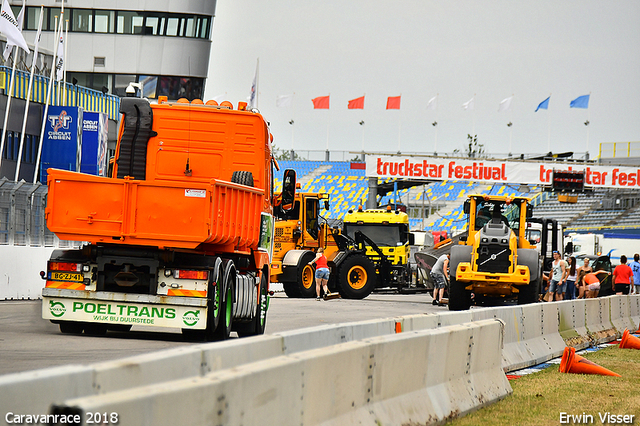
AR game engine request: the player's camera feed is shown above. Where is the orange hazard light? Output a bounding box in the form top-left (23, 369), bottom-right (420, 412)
top-left (48, 262), bottom-right (81, 272)
top-left (174, 270), bottom-right (209, 280)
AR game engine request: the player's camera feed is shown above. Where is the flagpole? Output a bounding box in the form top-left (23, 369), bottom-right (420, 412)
top-left (434, 94), bottom-right (438, 155)
top-left (63, 18), bottom-right (68, 106)
top-left (33, 12), bottom-right (63, 183)
top-left (0, 47), bottom-right (17, 172)
top-left (15, 7), bottom-right (43, 181)
top-left (396, 110), bottom-right (402, 154)
top-left (585, 92), bottom-right (591, 157)
top-left (546, 93), bottom-right (551, 153)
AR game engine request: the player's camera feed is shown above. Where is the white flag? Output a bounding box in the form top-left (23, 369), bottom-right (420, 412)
top-left (276, 94), bottom-right (294, 108)
top-left (55, 30), bottom-right (64, 81)
top-left (0, 0), bottom-right (28, 55)
top-left (498, 96), bottom-right (513, 112)
top-left (462, 96), bottom-right (474, 110)
top-left (426, 95), bottom-right (437, 111)
top-left (248, 59), bottom-right (258, 109)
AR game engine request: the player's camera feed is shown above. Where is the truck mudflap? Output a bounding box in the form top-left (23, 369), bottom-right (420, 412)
top-left (42, 290), bottom-right (208, 330)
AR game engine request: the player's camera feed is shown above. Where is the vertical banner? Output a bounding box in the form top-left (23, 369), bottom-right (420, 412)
top-left (40, 106), bottom-right (82, 182)
top-left (81, 111), bottom-right (108, 176)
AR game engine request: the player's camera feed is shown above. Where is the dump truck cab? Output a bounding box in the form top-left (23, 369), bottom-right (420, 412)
top-left (270, 190), bottom-right (340, 297)
top-left (448, 194), bottom-right (541, 310)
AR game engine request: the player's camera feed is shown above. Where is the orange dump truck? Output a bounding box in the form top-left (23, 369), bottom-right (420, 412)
top-left (41, 97), bottom-right (291, 340)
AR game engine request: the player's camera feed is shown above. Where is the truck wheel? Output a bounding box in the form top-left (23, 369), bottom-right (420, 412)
top-left (282, 252), bottom-right (316, 298)
top-left (59, 321), bottom-right (84, 334)
top-left (337, 255), bottom-right (376, 299)
top-left (237, 272), bottom-right (269, 337)
top-left (213, 263), bottom-right (234, 340)
top-left (448, 277), bottom-right (471, 311)
top-left (231, 171), bottom-right (254, 187)
top-left (517, 278), bottom-right (540, 305)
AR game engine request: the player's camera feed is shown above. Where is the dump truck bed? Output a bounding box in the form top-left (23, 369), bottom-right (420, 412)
top-left (46, 169), bottom-right (264, 250)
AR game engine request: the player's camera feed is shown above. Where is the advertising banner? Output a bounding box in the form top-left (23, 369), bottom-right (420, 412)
top-left (81, 111), bottom-right (108, 176)
top-left (40, 106), bottom-right (83, 183)
top-left (42, 297), bottom-right (207, 329)
top-left (366, 155), bottom-right (640, 189)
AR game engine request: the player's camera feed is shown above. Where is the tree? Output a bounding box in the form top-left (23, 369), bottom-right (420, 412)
top-left (272, 144), bottom-right (305, 161)
top-left (454, 134), bottom-right (484, 158)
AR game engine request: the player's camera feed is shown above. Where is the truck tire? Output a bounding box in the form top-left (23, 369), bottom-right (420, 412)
top-left (517, 278), bottom-right (540, 305)
top-left (448, 277), bottom-right (472, 311)
top-left (283, 251), bottom-right (316, 298)
top-left (231, 171), bottom-right (254, 187)
top-left (213, 261), bottom-right (235, 340)
top-left (59, 321), bottom-right (84, 334)
top-left (236, 272), bottom-right (269, 337)
top-left (336, 254), bottom-right (376, 299)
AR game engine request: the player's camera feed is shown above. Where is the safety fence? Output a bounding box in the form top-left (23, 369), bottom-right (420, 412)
top-left (0, 178), bottom-right (79, 248)
top-left (1, 295), bottom-right (638, 425)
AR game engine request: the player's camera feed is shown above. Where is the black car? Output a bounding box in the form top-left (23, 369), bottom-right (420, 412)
top-left (575, 254), bottom-right (614, 297)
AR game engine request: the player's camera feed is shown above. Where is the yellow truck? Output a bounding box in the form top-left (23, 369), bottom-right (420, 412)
top-left (271, 195), bottom-right (414, 299)
top-left (448, 194), bottom-right (542, 310)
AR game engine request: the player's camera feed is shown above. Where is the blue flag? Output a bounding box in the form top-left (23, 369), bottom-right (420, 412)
top-left (570, 94), bottom-right (590, 109)
top-left (535, 96), bottom-right (550, 112)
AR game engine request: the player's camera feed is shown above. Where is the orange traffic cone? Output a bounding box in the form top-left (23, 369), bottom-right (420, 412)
top-left (559, 347), bottom-right (621, 377)
top-left (619, 329), bottom-right (640, 350)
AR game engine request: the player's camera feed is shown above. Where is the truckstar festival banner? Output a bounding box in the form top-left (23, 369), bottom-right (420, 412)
top-left (366, 155), bottom-right (640, 189)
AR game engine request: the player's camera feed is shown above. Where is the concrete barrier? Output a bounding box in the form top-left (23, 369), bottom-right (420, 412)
top-left (585, 297), bottom-right (618, 344)
top-left (557, 299), bottom-right (591, 350)
top-left (609, 295), bottom-right (636, 334)
top-left (0, 335), bottom-right (285, 417)
top-left (274, 318), bottom-right (396, 354)
top-left (630, 295), bottom-right (640, 330)
top-left (0, 246), bottom-right (55, 300)
top-left (49, 320), bottom-right (511, 426)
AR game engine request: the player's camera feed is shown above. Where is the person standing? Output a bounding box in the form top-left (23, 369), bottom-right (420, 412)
top-left (430, 253), bottom-right (450, 306)
top-left (564, 256), bottom-right (577, 300)
top-left (576, 258), bottom-right (593, 299)
top-left (309, 248), bottom-right (330, 300)
top-left (628, 253), bottom-right (640, 295)
top-left (613, 255), bottom-right (633, 295)
top-left (545, 251), bottom-right (567, 301)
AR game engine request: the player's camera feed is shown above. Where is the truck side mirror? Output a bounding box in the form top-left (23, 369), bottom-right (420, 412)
top-left (565, 242), bottom-right (573, 254)
top-left (281, 169), bottom-right (296, 211)
top-left (463, 200), bottom-right (470, 214)
top-left (408, 233), bottom-right (415, 245)
top-left (324, 201), bottom-right (330, 210)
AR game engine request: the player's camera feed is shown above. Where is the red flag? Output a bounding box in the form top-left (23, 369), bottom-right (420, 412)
top-left (386, 96), bottom-right (401, 110)
top-left (348, 96), bottom-right (365, 109)
top-left (312, 95), bottom-right (330, 109)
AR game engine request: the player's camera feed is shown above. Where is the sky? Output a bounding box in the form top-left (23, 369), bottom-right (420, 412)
top-left (204, 0), bottom-right (640, 160)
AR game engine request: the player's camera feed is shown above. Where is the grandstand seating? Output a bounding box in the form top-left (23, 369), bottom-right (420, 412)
top-left (274, 160), bottom-right (545, 235)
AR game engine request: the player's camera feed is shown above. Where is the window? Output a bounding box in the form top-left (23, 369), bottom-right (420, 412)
top-left (199, 17), bottom-right (210, 38)
top-left (113, 74), bottom-right (136, 97)
top-left (139, 76), bottom-right (157, 98)
top-left (94, 10), bottom-right (114, 33)
top-left (48, 8), bottom-right (63, 32)
top-left (72, 9), bottom-right (92, 32)
top-left (184, 17), bottom-right (195, 37)
top-left (116, 11), bottom-right (143, 34)
top-left (25, 7), bottom-right (42, 31)
top-left (165, 17), bottom-right (179, 36)
top-left (144, 16), bottom-right (159, 35)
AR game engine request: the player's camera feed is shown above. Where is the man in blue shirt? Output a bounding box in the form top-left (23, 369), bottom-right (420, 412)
top-left (628, 253), bottom-right (640, 295)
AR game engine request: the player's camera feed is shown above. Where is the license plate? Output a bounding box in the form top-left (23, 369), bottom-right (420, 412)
top-left (50, 272), bottom-right (84, 282)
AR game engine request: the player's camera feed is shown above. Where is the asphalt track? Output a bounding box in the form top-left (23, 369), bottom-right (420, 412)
top-left (0, 291), bottom-right (446, 376)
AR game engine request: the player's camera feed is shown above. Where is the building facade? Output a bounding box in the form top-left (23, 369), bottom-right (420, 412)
top-left (0, 1), bottom-right (216, 181)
